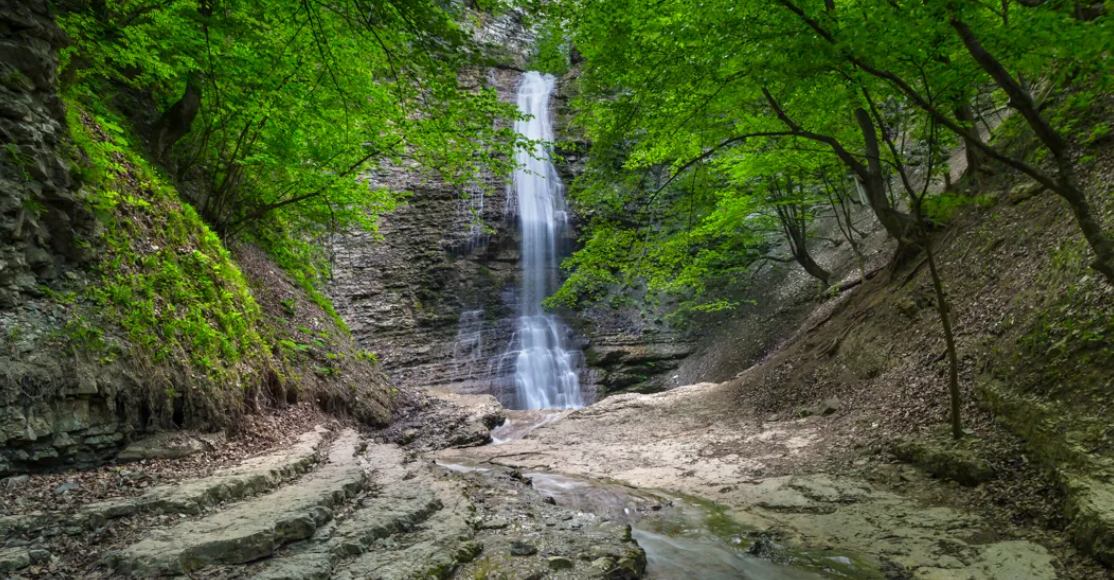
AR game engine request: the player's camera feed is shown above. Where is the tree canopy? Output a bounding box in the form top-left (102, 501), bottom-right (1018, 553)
top-left (58, 0), bottom-right (528, 248)
top-left (547, 0), bottom-right (1114, 315)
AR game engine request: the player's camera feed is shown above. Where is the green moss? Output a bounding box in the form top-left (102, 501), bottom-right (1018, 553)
top-left (65, 103), bottom-right (270, 403)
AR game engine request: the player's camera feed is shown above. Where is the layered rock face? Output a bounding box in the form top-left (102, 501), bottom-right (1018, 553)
top-left (332, 17), bottom-right (693, 405)
top-left (0, 0), bottom-right (123, 475)
top-left (0, 0), bottom-right (93, 308)
top-left (331, 64), bottom-right (593, 407)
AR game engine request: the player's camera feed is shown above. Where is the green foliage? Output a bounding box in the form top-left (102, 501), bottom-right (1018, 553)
top-left (530, 19), bottom-right (571, 75)
top-left (1012, 238), bottom-right (1114, 449)
top-left (921, 192), bottom-right (997, 224)
top-left (544, 0), bottom-right (1114, 314)
top-left (58, 0), bottom-right (532, 311)
top-left (66, 104), bottom-right (269, 388)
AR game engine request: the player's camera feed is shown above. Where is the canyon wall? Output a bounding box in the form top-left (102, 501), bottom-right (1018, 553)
top-left (331, 17), bottom-right (695, 405)
top-left (0, 0), bottom-right (125, 475)
top-left (331, 15), bottom-right (570, 407)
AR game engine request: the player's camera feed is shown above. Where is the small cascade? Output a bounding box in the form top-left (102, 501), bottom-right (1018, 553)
top-left (456, 180), bottom-right (488, 252)
top-left (453, 69), bottom-right (501, 253)
top-left (502, 71), bottom-right (584, 410)
top-left (452, 309), bottom-right (486, 381)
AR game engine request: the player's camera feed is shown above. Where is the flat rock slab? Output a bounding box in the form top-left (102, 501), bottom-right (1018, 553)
top-left (247, 446), bottom-right (453, 580)
top-left (110, 429), bottom-right (366, 576)
top-left (116, 430), bottom-right (227, 462)
top-left (250, 552), bottom-right (336, 580)
top-left (1, 427), bottom-right (329, 537)
top-left (337, 483), bottom-right (479, 580)
top-left (328, 483), bottom-right (443, 556)
top-left (334, 446), bottom-right (480, 580)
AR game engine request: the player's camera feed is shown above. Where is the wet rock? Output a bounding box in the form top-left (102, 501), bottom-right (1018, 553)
top-left (449, 421), bottom-right (493, 447)
top-left (970, 541), bottom-right (1056, 579)
top-left (747, 536), bottom-right (778, 559)
top-left (509, 540), bottom-right (537, 556)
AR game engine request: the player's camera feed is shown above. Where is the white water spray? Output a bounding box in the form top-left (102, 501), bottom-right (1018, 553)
top-left (507, 71), bottom-right (583, 410)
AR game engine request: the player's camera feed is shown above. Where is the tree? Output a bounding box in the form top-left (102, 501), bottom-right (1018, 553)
top-left (548, 0), bottom-right (1113, 436)
top-left (58, 0), bottom-right (528, 245)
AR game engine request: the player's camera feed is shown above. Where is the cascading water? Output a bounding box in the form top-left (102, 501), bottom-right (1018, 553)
top-left (505, 71), bottom-right (584, 410)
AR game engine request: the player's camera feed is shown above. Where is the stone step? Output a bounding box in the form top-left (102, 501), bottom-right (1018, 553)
top-left (335, 479), bottom-right (480, 580)
top-left (247, 483), bottom-right (446, 580)
top-left (248, 444), bottom-right (464, 580)
top-left (1065, 476), bottom-right (1114, 566)
top-left (327, 483), bottom-right (444, 556)
top-left (0, 545), bottom-right (50, 575)
top-left (108, 429), bottom-right (366, 577)
top-left (0, 426), bottom-right (330, 537)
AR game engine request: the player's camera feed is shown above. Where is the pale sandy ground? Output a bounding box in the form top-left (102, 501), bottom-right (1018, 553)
top-left (438, 382), bottom-right (1061, 580)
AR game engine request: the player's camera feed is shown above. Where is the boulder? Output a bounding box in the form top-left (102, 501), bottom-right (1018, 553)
top-left (1008, 181), bottom-right (1044, 205)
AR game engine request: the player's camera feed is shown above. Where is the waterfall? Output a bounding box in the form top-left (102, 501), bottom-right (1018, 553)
top-left (506, 71), bottom-right (584, 410)
top-left (452, 309), bottom-right (485, 381)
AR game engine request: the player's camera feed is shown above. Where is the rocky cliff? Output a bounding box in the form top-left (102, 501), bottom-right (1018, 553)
top-left (0, 0), bottom-right (94, 307)
top-left (331, 54), bottom-right (695, 405)
top-left (0, 0), bottom-right (116, 475)
top-left (330, 64), bottom-right (587, 407)
top-left (0, 1), bottom-right (392, 476)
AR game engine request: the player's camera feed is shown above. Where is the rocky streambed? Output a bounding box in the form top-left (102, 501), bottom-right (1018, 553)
top-left (440, 385), bottom-right (1063, 580)
top-left (0, 387), bottom-right (1071, 579)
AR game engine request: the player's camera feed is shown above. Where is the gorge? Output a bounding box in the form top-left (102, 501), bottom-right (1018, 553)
top-left (2, 1), bottom-right (1114, 579)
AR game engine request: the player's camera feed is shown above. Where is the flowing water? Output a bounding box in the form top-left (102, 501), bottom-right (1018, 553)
top-left (452, 309), bottom-right (485, 381)
top-left (527, 471), bottom-right (876, 580)
top-left (435, 457), bottom-right (878, 580)
top-left (505, 71), bottom-right (584, 410)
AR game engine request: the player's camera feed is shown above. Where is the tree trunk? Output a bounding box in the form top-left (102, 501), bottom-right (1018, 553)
top-left (152, 76), bottom-right (201, 161)
top-left (923, 233), bottom-right (963, 439)
top-left (951, 18), bottom-right (1114, 285)
top-left (955, 102), bottom-right (990, 182)
top-left (795, 247), bottom-right (831, 287)
top-left (854, 108), bottom-right (921, 256)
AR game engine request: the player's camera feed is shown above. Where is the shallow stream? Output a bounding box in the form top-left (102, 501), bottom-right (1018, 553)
top-left (527, 470), bottom-right (876, 580)
top-left (440, 414), bottom-right (881, 580)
